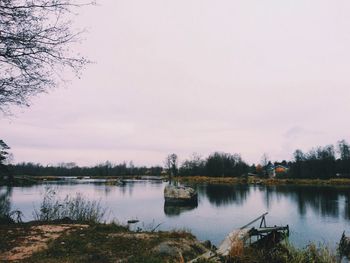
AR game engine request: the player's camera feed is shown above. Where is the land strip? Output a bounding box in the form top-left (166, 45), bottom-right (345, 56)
top-left (176, 176), bottom-right (350, 186)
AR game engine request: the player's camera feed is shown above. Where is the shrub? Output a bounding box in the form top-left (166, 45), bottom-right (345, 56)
top-left (33, 187), bottom-right (106, 223)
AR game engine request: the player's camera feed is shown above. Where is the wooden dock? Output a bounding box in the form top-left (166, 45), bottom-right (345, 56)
top-left (190, 212), bottom-right (289, 262)
top-left (217, 212), bottom-right (289, 256)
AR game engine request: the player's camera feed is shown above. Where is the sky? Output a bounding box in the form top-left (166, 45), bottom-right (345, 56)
top-left (1, 0), bottom-right (350, 166)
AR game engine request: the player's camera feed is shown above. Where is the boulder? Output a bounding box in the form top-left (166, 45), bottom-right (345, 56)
top-left (153, 241), bottom-right (182, 257)
top-left (152, 238), bottom-right (208, 259)
top-left (164, 185), bottom-right (197, 204)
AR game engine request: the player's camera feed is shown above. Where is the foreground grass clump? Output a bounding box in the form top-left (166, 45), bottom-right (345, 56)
top-left (226, 243), bottom-right (337, 263)
top-left (33, 188), bottom-right (106, 223)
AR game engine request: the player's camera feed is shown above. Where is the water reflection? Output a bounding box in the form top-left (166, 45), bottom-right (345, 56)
top-left (198, 184), bottom-right (250, 206)
top-left (0, 186), bottom-right (12, 218)
top-left (195, 184), bottom-right (349, 221)
top-left (164, 202), bottom-right (198, 217)
top-left (121, 180), bottom-right (162, 196)
top-left (267, 186), bottom-right (344, 218)
top-left (92, 185), bottom-right (118, 196)
top-left (344, 196), bottom-right (350, 220)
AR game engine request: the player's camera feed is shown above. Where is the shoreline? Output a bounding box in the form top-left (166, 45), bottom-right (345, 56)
top-left (2, 175), bottom-right (350, 187)
top-left (176, 176), bottom-right (350, 186)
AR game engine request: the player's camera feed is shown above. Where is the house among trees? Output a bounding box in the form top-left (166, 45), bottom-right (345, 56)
top-left (266, 163), bottom-right (289, 177)
top-left (275, 165), bottom-right (289, 176)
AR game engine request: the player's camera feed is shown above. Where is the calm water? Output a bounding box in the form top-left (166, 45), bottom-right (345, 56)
top-left (1, 179), bottom-right (350, 248)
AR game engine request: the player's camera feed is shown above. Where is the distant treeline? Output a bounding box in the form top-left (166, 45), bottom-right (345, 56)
top-left (8, 152), bottom-right (250, 178)
top-left (178, 152), bottom-right (249, 177)
top-left (287, 140), bottom-right (350, 179)
top-left (176, 140), bottom-right (350, 179)
top-left (8, 161), bottom-right (163, 177)
top-left (3, 140), bottom-right (350, 179)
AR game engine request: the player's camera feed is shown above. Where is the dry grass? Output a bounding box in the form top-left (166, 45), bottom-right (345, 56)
top-left (176, 176), bottom-right (350, 186)
top-left (226, 243), bottom-right (337, 263)
top-left (176, 176), bottom-right (246, 184)
top-left (229, 240), bottom-right (244, 257)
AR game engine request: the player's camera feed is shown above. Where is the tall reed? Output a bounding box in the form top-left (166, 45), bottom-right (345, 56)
top-left (33, 187), bottom-right (106, 223)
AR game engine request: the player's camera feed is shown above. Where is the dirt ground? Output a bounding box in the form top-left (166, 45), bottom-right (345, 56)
top-left (0, 224), bottom-right (88, 261)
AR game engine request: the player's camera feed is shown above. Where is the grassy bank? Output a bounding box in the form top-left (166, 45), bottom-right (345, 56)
top-left (1, 221), bottom-right (344, 263)
top-left (0, 176), bottom-right (37, 186)
top-left (0, 221), bottom-right (209, 262)
top-left (176, 176), bottom-right (350, 186)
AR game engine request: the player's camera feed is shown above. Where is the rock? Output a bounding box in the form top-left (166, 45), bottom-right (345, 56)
top-left (201, 240), bottom-right (212, 249)
top-left (152, 239), bottom-right (207, 259)
top-left (106, 179), bottom-right (126, 186)
top-left (164, 185), bottom-right (197, 204)
top-left (153, 241), bottom-right (181, 257)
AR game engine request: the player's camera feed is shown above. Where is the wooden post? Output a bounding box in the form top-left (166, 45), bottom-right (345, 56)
top-left (240, 212), bottom-right (268, 229)
top-left (259, 214), bottom-right (266, 228)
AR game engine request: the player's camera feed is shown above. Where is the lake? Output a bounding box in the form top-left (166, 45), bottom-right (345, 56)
top-left (1, 178), bottom-right (350, 249)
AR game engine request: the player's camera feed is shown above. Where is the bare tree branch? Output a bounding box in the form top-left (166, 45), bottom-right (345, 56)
top-left (0, 0), bottom-right (94, 114)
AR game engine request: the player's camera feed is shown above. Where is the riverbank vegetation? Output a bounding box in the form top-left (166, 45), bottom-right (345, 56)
top-left (177, 175), bottom-right (350, 186)
top-left (33, 188), bottom-right (106, 223)
top-left (227, 243), bottom-right (338, 263)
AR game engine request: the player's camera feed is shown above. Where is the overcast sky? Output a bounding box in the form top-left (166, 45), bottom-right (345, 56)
top-left (1, 0), bottom-right (350, 166)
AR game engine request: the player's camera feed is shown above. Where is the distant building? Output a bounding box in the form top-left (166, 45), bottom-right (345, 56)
top-left (267, 164), bottom-right (289, 178)
top-left (275, 165), bottom-right (288, 174)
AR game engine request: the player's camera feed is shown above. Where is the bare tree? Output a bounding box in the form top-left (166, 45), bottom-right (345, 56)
top-left (260, 153), bottom-right (270, 167)
top-left (0, 0), bottom-right (93, 113)
top-left (165, 153), bottom-right (178, 176)
top-left (0, 139), bottom-right (9, 162)
top-left (0, 139), bottom-right (10, 178)
top-left (260, 153), bottom-right (270, 177)
top-left (338, 139), bottom-right (350, 160)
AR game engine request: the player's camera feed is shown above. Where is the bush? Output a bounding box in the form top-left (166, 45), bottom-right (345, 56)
top-left (228, 242), bottom-right (337, 263)
top-left (33, 187), bottom-right (106, 223)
